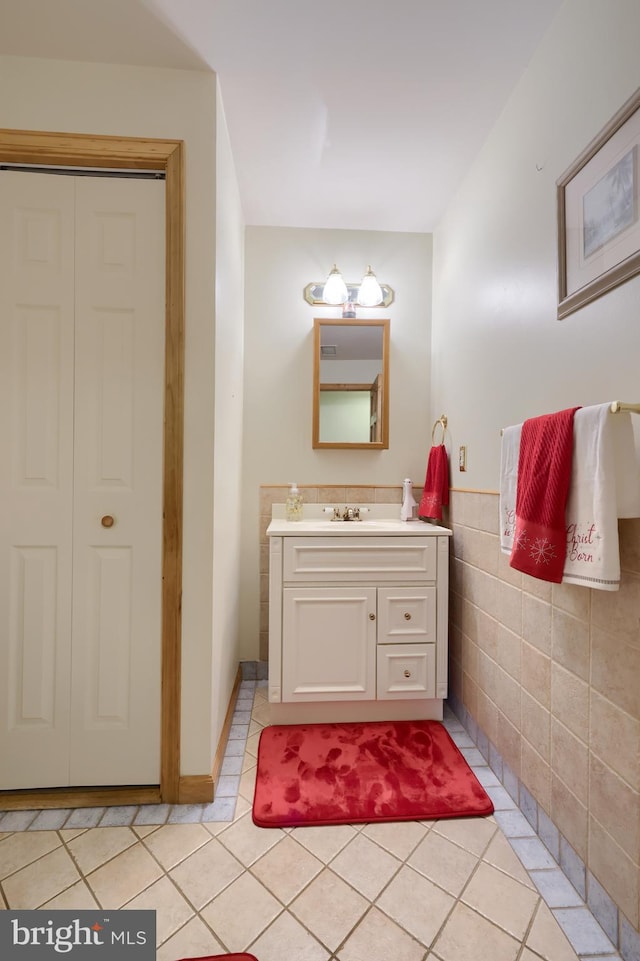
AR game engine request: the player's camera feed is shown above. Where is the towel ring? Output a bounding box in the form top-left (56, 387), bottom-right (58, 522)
top-left (431, 414), bottom-right (447, 445)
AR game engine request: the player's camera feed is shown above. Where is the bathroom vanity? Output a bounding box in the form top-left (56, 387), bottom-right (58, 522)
top-left (267, 504), bottom-right (452, 723)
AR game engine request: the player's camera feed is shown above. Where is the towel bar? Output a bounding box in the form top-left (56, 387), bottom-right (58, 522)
top-left (500, 402), bottom-right (640, 435)
top-left (610, 400), bottom-right (640, 414)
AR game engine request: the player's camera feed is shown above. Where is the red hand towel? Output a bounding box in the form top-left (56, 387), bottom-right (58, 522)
top-left (509, 407), bottom-right (580, 582)
top-left (419, 445), bottom-right (449, 521)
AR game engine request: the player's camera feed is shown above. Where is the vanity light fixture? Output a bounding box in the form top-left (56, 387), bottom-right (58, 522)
top-left (322, 264), bottom-right (349, 305)
top-left (303, 265), bottom-right (395, 309)
top-left (357, 265), bottom-right (383, 306)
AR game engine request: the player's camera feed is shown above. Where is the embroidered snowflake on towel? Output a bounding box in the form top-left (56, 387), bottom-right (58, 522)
top-left (529, 537), bottom-right (557, 565)
top-left (514, 529), bottom-right (530, 551)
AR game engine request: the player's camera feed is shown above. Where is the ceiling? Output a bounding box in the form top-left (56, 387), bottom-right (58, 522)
top-left (0, 0), bottom-right (564, 232)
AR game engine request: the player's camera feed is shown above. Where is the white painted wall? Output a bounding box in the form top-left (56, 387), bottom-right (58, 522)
top-left (210, 85), bottom-right (246, 753)
top-left (0, 54), bottom-right (228, 777)
top-left (431, 0), bottom-right (640, 492)
top-left (240, 226), bottom-right (433, 658)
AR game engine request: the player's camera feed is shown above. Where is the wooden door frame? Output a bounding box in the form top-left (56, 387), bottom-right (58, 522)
top-left (0, 129), bottom-right (184, 805)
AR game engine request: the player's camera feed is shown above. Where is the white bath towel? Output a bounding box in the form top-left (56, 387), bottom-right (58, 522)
top-left (499, 423), bottom-right (522, 555)
top-left (563, 403), bottom-right (640, 591)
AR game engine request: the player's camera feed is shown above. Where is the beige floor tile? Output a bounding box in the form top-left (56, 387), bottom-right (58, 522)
top-left (462, 860), bottom-right (540, 939)
top-left (238, 766), bottom-right (257, 801)
top-left (3, 846), bottom-right (80, 908)
top-left (41, 880), bottom-right (100, 909)
top-left (434, 901), bottom-right (520, 961)
top-left (60, 828), bottom-right (88, 842)
top-left (141, 823), bottom-right (211, 870)
top-left (67, 826), bottom-right (137, 875)
top-left (245, 731), bottom-right (262, 757)
top-left (201, 818), bottom-right (235, 837)
top-left (432, 815), bottom-right (497, 856)
top-left (526, 901), bottom-right (580, 961)
top-left (248, 719), bottom-right (263, 737)
top-left (126, 875), bottom-right (194, 946)
top-left (156, 916), bottom-right (225, 961)
top-left (250, 907), bottom-right (331, 961)
top-left (337, 905), bottom-right (425, 961)
top-left (200, 871), bottom-right (281, 951)
top-left (132, 825), bottom-right (160, 839)
top-left (361, 819), bottom-right (429, 860)
top-left (408, 829), bottom-right (478, 896)
top-left (242, 752), bottom-right (257, 774)
top-left (0, 710), bottom-right (608, 961)
top-left (217, 811), bottom-right (285, 866)
top-left (169, 837), bottom-right (244, 910)
top-left (290, 823), bottom-right (358, 863)
top-left (290, 868), bottom-right (368, 951)
top-left (86, 842), bottom-right (163, 908)
top-left (251, 700), bottom-right (272, 727)
top-left (251, 835), bottom-right (323, 904)
top-left (377, 864), bottom-right (455, 946)
top-left (231, 794), bottom-right (252, 821)
top-left (330, 833), bottom-right (400, 900)
top-left (482, 831), bottom-right (537, 888)
top-left (0, 830), bottom-right (61, 879)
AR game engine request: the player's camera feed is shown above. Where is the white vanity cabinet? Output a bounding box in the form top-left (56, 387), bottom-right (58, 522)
top-left (267, 509), bottom-right (451, 723)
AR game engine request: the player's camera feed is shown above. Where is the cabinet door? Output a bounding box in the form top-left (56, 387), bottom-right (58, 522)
top-left (378, 587), bottom-right (436, 644)
top-left (377, 644), bottom-right (435, 699)
top-left (282, 587), bottom-right (376, 701)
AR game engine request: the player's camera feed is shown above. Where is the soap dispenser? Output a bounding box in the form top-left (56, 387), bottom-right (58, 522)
top-left (286, 482), bottom-right (303, 521)
top-left (400, 478), bottom-right (418, 521)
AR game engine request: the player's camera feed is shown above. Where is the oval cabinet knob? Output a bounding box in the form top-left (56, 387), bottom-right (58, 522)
top-left (101, 515), bottom-right (115, 528)
top-left (368, 612), bottom-right (376, 621)
top-left (404, 612), bottom-right (412, 620)
top-left (403, 669), bottom-right (412, 678)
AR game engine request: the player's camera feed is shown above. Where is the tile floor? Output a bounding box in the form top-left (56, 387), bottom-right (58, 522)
top-left (0, 681), bottom-right (623, 961)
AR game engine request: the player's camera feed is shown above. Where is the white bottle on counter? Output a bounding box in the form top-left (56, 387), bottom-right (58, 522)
top-left (400, 478), bottom-right (418, 521)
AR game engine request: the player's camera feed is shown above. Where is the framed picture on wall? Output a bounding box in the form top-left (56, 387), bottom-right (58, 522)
top-left (557, 87), bottom-right (640, 319)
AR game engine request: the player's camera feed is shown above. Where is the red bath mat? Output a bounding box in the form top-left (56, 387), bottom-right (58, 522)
top-left (252, 719), bottom-right (493, 828)
top-left (176, 955), bottom-right (258, 961)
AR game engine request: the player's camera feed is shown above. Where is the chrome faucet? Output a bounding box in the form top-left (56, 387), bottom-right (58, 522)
top-left (323, 505), bottom-right (369, 521)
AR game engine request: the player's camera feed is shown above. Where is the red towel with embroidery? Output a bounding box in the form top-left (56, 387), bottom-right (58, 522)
top-left (418, 445), bottom-right (449, 521)
top-left (509, 407), bottom-right (580, 582)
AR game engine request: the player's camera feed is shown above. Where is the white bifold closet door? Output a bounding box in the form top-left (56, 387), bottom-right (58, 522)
top-left (0, 170), bottom-right (165, 789)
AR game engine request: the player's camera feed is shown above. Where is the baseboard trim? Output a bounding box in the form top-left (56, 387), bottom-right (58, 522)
top-left (0, 786), bottom-right (162, 811)
top-left (211, 666), bottom-right (243, 790)
top-left (177, 775), bottom-right (214, 804)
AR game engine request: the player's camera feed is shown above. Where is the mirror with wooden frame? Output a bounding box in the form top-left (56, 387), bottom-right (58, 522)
top-left (312, 318), bottom-right (390, 449)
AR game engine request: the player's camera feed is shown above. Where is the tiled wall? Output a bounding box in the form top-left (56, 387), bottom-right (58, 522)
top-left (448, 488), bottom-right (640, 949)
top-left (258, 485), bottom-right (403, 661)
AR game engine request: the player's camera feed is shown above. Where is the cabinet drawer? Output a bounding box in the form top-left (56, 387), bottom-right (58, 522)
top-left (283, 536), bottom-right (437, 582)
top-left (377, 644), bottom-right (435, 699)
top-left (378, 587), bottom-right (436, 643)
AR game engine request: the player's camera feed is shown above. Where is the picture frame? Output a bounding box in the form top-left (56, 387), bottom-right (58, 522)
top-left (557, 87), bottom-right (640, 319)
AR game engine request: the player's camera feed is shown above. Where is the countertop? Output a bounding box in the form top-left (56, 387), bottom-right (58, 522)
top-left (267, 504), bottom-right (451, 537)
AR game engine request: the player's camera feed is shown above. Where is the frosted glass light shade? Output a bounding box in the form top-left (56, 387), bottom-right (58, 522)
top-left (357, 265), bottom-right (383, 306)
top-left (323, 264), bottom-right (348, 305)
